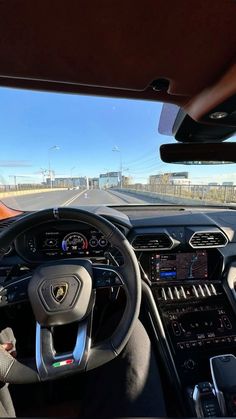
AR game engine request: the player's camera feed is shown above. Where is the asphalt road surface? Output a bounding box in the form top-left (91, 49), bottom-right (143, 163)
top-left (1, 189), bottom-right (168, 211)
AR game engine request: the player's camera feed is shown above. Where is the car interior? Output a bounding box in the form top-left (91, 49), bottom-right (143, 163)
top-left (0, 0), bottom-right (236, 417)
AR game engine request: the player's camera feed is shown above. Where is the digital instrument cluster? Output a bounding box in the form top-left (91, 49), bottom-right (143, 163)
top-left (15, 221), bottom-right (110, 261)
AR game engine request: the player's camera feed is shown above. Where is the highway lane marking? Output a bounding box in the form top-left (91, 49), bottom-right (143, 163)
top-left (62, 189), bottom-right (88, 206)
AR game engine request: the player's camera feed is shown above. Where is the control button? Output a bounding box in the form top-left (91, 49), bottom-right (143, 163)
top-left (198, 284), bottom-right (205, 297)
top-left (167, 287), bottom-right (174, 300)
top-left (222, 315), bottom-right (232, 330)
top-left (114, 276), bottom-right (122, 285)
top-left (210, 283), bottom-right (217, 295)
top-left (197, 333), bottom-right (205, 340)
top-left (94, 269), bottom-right (122, 287)
top-left (180, 286), bottom-right (187, 299)
top-left (99, 238), bottom-right (108, 247)
top-left (184, 359), bottom-right (196, 370)
top-left (198, 382), bottom-right (212, 393)
top-left (190, 341), bottom-right (198, 349)
top-left (177, 342), bottom-right (185, 350)
top-left (204, 284), bottom-right (212, 296)
top-left (161, 288), bottom-right (167, 301)
top-left (7, 292), bottom-right (16, 303)
top-left (89, 238), bottom-right (98, 247)
top-left (1, 295), bottom-right (7, 304)
top-left (192, 285), bottom-right (199, 298)
top-left (174, 286), bottom-right (180, 299)
top-left (172, 321), bottom-right (181, 336)
top-left (219, 355), bottom-right (231, 362)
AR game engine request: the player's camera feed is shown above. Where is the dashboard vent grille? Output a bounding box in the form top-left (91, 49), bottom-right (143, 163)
top-left (0, 217), bottom-right (18, 231)
top-left (132, 233), bottom-right (173, 250)
top-left (189, 231), bottom-right (228, 248)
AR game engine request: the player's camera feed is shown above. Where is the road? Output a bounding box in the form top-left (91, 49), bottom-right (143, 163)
top-left (1, 188), bottom-right (168, 211)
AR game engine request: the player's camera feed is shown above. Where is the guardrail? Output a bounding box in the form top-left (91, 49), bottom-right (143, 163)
top-left (0, 184), bottom-right (65, 192)
top-left (119, 184), bottom-right (236, 205)
top-left (0, 185), bottom-right (67, 199)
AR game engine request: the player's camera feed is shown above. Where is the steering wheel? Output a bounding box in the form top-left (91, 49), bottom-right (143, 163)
top-left (0, 208), bottom-right (141, 383)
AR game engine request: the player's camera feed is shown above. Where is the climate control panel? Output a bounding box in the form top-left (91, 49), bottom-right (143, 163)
top-left (153, 281), bottom-right (236, 385)
top-left (153, 282), bottom-right (236, 354)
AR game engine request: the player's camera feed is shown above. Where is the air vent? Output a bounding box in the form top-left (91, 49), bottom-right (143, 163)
top-left (189, 231), bottom-right (228, 248)
top-left (132, 233), bottom-right (173, 250)
top-left (0, 217), bottom-right (18, 231)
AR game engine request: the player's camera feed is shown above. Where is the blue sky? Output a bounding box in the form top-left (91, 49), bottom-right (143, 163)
top-left (0, 87), bottom-right (235, 185)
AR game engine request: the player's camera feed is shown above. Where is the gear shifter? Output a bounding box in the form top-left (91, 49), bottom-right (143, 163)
top-left (210, 354), bottom-right (236, 416)
top-left (191, 382), bottom-right (222, 417)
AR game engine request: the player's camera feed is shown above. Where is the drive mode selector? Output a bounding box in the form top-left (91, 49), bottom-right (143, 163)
top-left (184, 359), bottom-right (196, 370)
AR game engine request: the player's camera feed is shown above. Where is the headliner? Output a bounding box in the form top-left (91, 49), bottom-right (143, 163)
top-left (0, 0), bottom-right (235, 121)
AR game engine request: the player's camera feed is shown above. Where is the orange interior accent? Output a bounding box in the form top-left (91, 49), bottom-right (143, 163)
top-left (0, 202), bottom-right (22, 220)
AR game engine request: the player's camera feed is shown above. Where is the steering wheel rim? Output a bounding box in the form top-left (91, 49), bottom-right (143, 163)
top-left (0, 207), bottom-right (141, 383)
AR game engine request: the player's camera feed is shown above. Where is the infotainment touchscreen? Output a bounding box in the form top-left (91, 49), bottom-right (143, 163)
top-left (150, 251), bottom-right (208, 281)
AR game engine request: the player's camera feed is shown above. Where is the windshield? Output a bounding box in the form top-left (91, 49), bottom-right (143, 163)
top-left (0, 87), bottom-right (236, 211)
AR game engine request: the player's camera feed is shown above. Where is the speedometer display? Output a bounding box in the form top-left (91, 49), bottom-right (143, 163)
top-left (62, 232), bottom-right (88, 253)
top-left (17, 221), bottom-right (111, 261)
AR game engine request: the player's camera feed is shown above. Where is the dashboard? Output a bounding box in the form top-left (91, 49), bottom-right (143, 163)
top-left (2, 204), bottom-right (236, 412)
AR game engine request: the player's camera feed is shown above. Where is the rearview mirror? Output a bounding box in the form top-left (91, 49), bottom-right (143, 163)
top-left (160, 142), bottom-right (236, 165)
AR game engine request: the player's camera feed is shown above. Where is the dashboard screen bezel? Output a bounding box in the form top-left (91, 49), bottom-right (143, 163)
top-left (139, 248), bottom-right (224, 283)
top-left (150, 250), bottom-right (208, 281)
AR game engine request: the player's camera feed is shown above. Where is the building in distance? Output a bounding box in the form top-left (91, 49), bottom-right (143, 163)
top-left (46, 176), bottom-right (88, 188)
top-left (149, 172), bottom-right (190, 185)
top-left (99, 172), bottom-right (120, 189)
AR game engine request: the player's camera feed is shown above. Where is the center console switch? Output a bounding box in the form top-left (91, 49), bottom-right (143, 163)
top-left (210, 354), bottom-right (236, 416)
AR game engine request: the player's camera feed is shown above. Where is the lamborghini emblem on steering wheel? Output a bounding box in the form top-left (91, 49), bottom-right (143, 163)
top-left (51, 283), bottom-right (69, 303)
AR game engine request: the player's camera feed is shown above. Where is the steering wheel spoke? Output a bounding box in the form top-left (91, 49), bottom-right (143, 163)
top-left (36, 313), bottom-right (93, 381)
top-left (93, 264), bottom-right (123, 289)
top-left (0, 275), bottom-right (31, 307)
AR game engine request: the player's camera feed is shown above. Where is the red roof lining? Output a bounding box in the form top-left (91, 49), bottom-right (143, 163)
top-left (0, 0), bottom-right (235, 115)
top-left (0, 76), bottom-right (189, 106)
top-left (185, 63), bottom-right (236, 122)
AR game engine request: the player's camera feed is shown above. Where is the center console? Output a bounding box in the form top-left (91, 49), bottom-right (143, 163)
top-left (140, 248), bottom-right (236, 416)
top-left (153, 281), bottom-right (236, 385)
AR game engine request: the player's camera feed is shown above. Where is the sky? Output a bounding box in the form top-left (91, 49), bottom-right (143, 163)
top-left (0, 86), bottom-right (235, 185)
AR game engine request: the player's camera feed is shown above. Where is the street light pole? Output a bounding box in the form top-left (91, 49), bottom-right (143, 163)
top-left (112, 146), bottom-right (123, 189)
top-left (48, 145), bottom-right (60, 189)
top-left (70, 166), bottom-right (75, 187)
